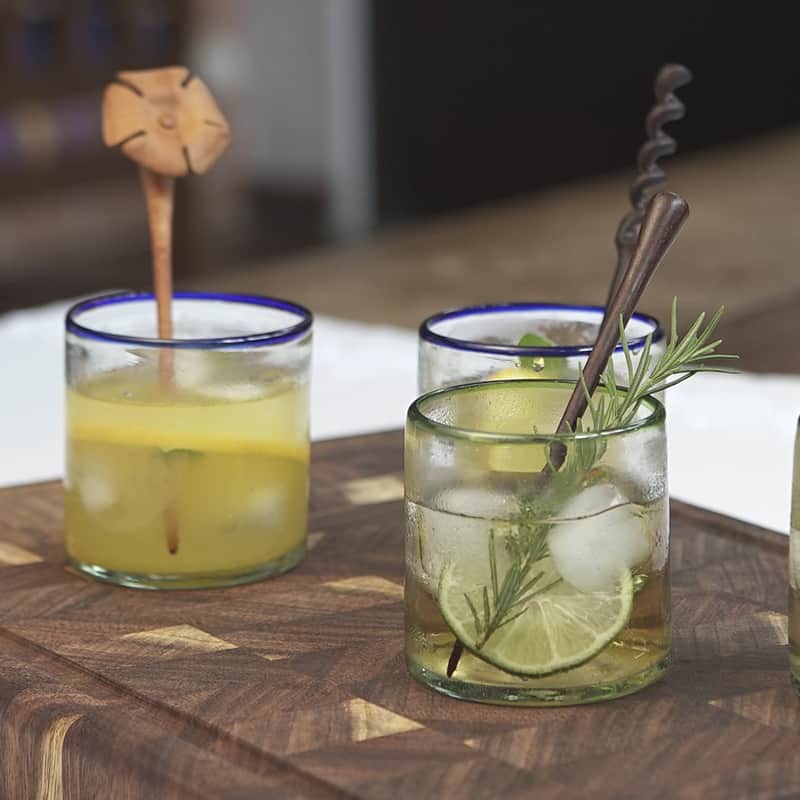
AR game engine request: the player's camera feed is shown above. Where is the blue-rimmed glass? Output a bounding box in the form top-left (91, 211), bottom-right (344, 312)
top-left (64, 291), bottom-right (312, 589)
top-left (418, 303), bottom-right (664, 393)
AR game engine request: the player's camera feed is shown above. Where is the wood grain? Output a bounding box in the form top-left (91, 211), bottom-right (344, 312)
top-left (0, 431), bottom-right (796, 799)
top-left (200, 127), bottom-right (800, 377)
top-left (715, 289), bottom-right (800, 375)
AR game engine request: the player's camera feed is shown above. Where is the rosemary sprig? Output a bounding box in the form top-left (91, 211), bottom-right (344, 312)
top-left (466, 520), bottom-right (556, 650)
top-left (454, 299), bottom-right (737, 655)
top-left (588, 298), bottom-right (738, 433)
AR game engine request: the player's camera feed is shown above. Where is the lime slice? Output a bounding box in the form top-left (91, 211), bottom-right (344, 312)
top-left (438, 558), bottom-right (633, 676)
top-left (518, 331), bottom-right (557, 361)
top-left (509, 331), bottom-right (567, 377)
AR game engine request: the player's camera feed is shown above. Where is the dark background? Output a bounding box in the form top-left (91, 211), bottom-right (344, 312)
top-left (1, 1), bottom-right (798, 310)
top-left (372, 2), bottom-right (798, 220)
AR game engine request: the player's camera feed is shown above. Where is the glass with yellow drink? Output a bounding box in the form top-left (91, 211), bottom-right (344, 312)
top-left (65, 291), bottom-right (312, 589)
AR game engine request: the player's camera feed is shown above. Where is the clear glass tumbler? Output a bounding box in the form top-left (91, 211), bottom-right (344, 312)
top-left (65, 291), bottom-right (312, 589)
top-left (405, 379), bottom-right (669, 705)
top-left (790, 420), bottom-right (800, 690)
top-left (419, 303), bottom-right (663, 393)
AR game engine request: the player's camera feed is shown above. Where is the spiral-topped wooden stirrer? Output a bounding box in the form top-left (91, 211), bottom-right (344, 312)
top-left (102, 66), bottom-right (230, 383)
top-left (447, 192), bottom-right (690, 678)
top-left (606, 63), bottom-right (692, 307)
top-left (550, 191), bottom-right (689, 469)
top-left (101, 67), bottom-right (230, 554)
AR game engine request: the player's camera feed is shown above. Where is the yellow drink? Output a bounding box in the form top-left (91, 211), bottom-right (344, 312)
top-left (65, 362), bottom-right (309, 588)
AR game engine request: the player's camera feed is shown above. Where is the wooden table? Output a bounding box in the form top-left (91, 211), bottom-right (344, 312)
top-left (3, 132), bottom-right (799, 798)
top-left (199, 127), bottom-right (800, 375)
top-left (1, 430), bottom-right (798, 800)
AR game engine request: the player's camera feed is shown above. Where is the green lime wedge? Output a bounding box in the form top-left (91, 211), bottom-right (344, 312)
top-left (517, 332), bottom-right (556, 348)
top-left (438, 558), bottom-right (633, 676)
top-left (512, 332), bottom-right (566, 377)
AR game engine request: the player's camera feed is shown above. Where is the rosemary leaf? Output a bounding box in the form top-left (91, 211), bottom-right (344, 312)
top-left (464, 592), bottom-right (482, 635)
top-left (489, 530), bottom-right (499, 604)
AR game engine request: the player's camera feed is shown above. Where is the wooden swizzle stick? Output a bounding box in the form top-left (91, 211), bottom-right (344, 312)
top-left (607, 64), bottom-right (691, 307)
top-left (101, 67), bottom-right (230, 555)
top-left (102, 66), bottom-right (230, 384)
top-left (447, 191), bottom-right (689, 679)
top-left (550, 191), bottom-right (689, 469)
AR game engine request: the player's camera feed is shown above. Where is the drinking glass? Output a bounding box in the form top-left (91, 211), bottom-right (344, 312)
top-left (65, 291), bottom-right (312, 589)
top-left (790, 420), bottom-right (800, 690)
top-left (419, 303), bottom-right (663, 393)
top-left (405, 379), bottom-right (669, 705)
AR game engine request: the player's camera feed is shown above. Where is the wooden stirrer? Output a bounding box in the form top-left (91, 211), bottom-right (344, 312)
top-left (447, 192), bottom-right (688, 678)
top-left (139, 169), bottom-right (175, 384)
top-left (550, 191), bottom-right (689, 469)
top-left (101, 67), bottom-right (230, 555)
top-left (102, 66), bottom-right (230, 385)
top-left (607, 64), bottom-right (691, 308)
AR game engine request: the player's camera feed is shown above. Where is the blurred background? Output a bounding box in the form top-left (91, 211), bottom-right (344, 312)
top-left (1, 0), bottom-right (798, 312)
top-left (1, 0), bottom-right (799, 529)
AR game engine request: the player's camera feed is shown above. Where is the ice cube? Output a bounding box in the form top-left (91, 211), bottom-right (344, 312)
top-left (411, 488), bottom-right (518, 592)
top-left (245, 488), bottom-right (285, 527)
top-left (79, 474), bottom-right (116, 513)
top-left (173, 350), bottom-right (215, 391)
top-left (537, 320), bottom-right (599, 347)
top-left (547, 483), bottom-right (651, 592)
top-left (172, 351), bottom-right (276, 402)
top-left (198, 382), bottom-right (266, 403)
top-left (435, 486), bottom-right (518, 518)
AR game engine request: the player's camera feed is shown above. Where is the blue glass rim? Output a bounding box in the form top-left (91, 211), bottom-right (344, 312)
top-left (419, 302), bottom-right (663, 357)
top-left (65, 291), bottom-right (313, 349)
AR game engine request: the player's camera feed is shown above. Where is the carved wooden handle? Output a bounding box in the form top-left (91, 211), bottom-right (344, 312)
top-left (102, 65), bottom-right (230, 177)
top-left (607, 64), bottom-right (692, 306)
top-left (550, 191), bottom-right (689, 469)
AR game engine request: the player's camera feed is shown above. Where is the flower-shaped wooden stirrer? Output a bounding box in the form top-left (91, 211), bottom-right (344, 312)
top-left (102, 66), bottom-right (230, 382)
top-left (102, 67), bottom-right (229, 556)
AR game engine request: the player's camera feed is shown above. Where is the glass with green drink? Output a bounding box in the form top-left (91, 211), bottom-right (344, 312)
top-left (407, 290), bottom-right (735, 705)
top-left (405, 378), bottom-right (668, 705)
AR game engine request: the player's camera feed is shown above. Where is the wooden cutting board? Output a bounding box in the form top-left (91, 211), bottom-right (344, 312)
top-left (0, 431), bottom-right (795, 799)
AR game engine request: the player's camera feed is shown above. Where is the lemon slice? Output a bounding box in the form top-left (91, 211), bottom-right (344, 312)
top-left (478, 333), bottom-right (567, 472)
top-left (438, 558), bottom-right (633, 676)
top-left (488, 366), bottom-right (550, 381)
top-left (67, 382), bottom-right (308, 460)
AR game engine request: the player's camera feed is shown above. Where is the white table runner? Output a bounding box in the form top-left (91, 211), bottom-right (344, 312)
top-left (1, 300), bottom-right (796, 533)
